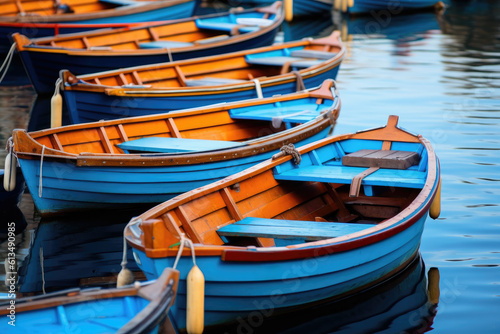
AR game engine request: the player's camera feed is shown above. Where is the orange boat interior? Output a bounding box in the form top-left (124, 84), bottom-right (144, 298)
top-left (0, 0), bottom-right (137, 17)
top-left (137, 168), bottom-right (420, 250)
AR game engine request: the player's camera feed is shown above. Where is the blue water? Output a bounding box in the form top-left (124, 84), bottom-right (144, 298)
top-left (0, 0), bottom-right (499, 332)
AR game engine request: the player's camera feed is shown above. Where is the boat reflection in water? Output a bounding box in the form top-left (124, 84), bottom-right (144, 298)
top-left (205, 255), bottom-right (439, 334)
top-left (16, 209), bottom-right (148, 294)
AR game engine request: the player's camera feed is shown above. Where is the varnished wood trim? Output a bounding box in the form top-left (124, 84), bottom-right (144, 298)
top-left (116, 124), bottom-right (129, 142)
top-left (98, 126), bottom-right (114, 154)
top-left (175, 206), bottom-right (202, 243)
top-left (220, 188), bottom-right (243, 221)
top-left (118, 73), bottom-right (128, 86)
top-left (163, 212), bottom-right (183, 238)
top-left (174, 66), bottom-right (187, 87)
top-left (166, 118), bottom-right (181, 138)
top-left (50, 134), bottom-right (63, 151)
top-left (131, 71), bottom-right (143, 85)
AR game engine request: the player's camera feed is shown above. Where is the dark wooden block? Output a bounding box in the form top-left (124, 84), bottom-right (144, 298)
top-left (342, 149), bottom-right (420, 170)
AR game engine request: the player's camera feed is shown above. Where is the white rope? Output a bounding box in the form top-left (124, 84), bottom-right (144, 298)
top-left (0, 42), bottom-right (16, 84)
top-left (167, 47), bottom-right (173, 63)
top-left (40, 247), bottom-right (46, 294)
top-left (253, 78), bottom-right (263, 99)
top-left (120, 218), bottom-right (142, 269)
top-left (39, 145), bottom-right (45, 198)
top-left (173, 233), bottom-right (197, 270)
top-left (53, 77), bottom-right (62, 98)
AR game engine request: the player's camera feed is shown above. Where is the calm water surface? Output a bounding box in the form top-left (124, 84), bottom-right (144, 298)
top-left (0, 0), bottom-right (499, 332)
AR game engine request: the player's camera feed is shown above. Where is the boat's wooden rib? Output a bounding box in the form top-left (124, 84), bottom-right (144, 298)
top-left (123, 115), bottom-right (440, 331)
top-left (12, 2), bottom-right (284, 94)
top-left (57, 31), bottom-right (344, 124)
top-left (12, 80), bottom-right (339, 216)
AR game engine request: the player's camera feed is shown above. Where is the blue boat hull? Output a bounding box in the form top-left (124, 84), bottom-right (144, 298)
top-left (237, 0), bottom-right (332, 18)
top-left (18, 129), bottom-right (329, 216)
top-left (134, 213), bottom-right (427, 330)
top-left (18, 23), bottom-right (279, 95)
top-left (348, 0), bottom-right (438, 14)
top-left (63, 67), bottom-right (340, 124)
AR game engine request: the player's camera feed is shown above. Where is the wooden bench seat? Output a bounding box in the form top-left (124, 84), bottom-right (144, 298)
top-left (185, 77), bottom-right (247, 87)
top-left (289, 49), bottom-right (338, 60)
top-left (217, 217), bottom-right (375, 243)
top-left (245, 55), bottom-right (323, 68)
top-left (229, 105), bottom-right (320, 125)
top-left (139, 41), bottom-right (194, 49)
top-left (194, 20), bottom-right (260, 34)
top-left (273, 165), bottom-right (426, 189)
top-left (117, 137), bottom-right (245, 154)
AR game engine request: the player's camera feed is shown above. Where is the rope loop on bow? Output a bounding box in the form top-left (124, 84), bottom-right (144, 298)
top-left (272, 143), bottom-right (301, 165)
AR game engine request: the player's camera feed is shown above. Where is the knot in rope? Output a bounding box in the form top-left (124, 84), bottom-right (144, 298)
top-left (272, 143), bottom-right (301, 165)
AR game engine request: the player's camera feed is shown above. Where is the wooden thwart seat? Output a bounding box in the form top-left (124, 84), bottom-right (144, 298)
top-left (273, 165), bottom-right (425, 189)
top-left (217, 217), bottom-right (375, 242)
top-left (229, 106), bottom-right (320, 124)
top-left (117, 137), bottom-right (245, 153)
top-left (342, 149), bottom-right (420, 169)
top-left (185, 77), bottom-right (247, 87)
top-left (139, 41), bottom-right (194, 49)
top-left (194, 19), bottom-right (260, 34)
top-left (245, 55), bottom-right (323, 68)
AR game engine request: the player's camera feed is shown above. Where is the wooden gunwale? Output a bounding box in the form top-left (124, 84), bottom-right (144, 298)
top-left (124, 123), bottom-right (439, 262)
top-left (13, 82), bottom-right (338, 166)
top-left (61, 32), bottom-right (344, 96)
top-left (0, 0), bottom-right (193, 23)
top-left (12, 3), bottom-right (283, 54)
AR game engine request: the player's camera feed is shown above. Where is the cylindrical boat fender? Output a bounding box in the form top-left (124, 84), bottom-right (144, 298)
top-left (341, 0), bottom-right (348, 13)
top-left (186, 264), bottom-right (205, 334)
top-left (116, 266), bottom-right (134, 287)
top-left (348, 0), bottom-right (354, 9)
top-left (3, 152), bottom-right (17, 192)
top-left (51, 91), bottom-right (63, 128)
top-left (284, 0), bottom-right (293, 22)
top-left (334, 0), bottom-right (341, 11)
top-left (430, 178), bottom-right (441, 219)
top-left (427, 267), bottom-right (440, 304)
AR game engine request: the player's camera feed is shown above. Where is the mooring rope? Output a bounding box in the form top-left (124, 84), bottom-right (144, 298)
top-left (272, 143), bottom-right (301, 165)
top-left (0, 43), bottom-right (16, 84)
top-left (38, 145), bottom-right (46, 198)
top-left (252, 78), bottom-right (263, 99)
top-left (173, 233), bottom-right (197, 270)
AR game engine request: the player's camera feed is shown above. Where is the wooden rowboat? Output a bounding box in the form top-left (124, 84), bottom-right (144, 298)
top-left (0, 0), bottom-right (196, 23)
top-left (333, 0), bottom-right (443, 15)
top-left (11, 2), bottom-right (284, 94)
top-left (11, 80), bottom-right (339, 217)
top-left (0, 0), bottom-right (197, 52)
top-left (0, 267), bottom-right (179, 334)
top-left (234, 0), bottom-right (334, 21)
top-left (59, 31), bottom-right (344, 124)
top-left (123, 115), bottom-right (441, 331)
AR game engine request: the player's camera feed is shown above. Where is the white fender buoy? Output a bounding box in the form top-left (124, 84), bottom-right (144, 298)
top-left (3, 152), bottom-right (17, 192)
top-left (186, 264), bottom-right (205, 334)
top-left (427, 267), bottom-right (440, 304)
top-left (430, 179), bottom-right (441, 219)
top-left (284, 0), bottom-right (293, 22)
top-left (51, 91), bottom-right (62, 128)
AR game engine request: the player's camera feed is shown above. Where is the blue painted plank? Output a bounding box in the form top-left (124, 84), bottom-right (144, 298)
top-left (217, 217), bottom-right (375, 240)
top-left (274, 165), bottom-right (426, 189)
top-left (230, 105), bottom-right (320, 123)
top-left (117, 137), bottom-right (245, 153)
top-left (195, 20), bottom-right (259, 33)
top-left (245, 55), bottom-right (323, 68)
top-left (139, 41), bottom-right (194, 49)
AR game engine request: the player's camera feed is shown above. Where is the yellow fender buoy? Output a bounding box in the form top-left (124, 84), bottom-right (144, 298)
top-left (429, 179), bottom-right (441, 219)
top-left (3, 152), bottom-right (17, 192)
top-left (186, 264), bottom-right (205, 334)
top-left (341, 0), bottom-right (348, 13)
top-left (348, 0), bottom-right (354, 9)
top-left (427, 267), bottom-right (440, 304)
top-left (51, 91), bottom-right (63, 128)
top-left (284, 0), bottom-right (293, 22)
top-left (334, 0), bottom-right (341, 11)
top-left (116, 266), bottom-right (134, 287)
